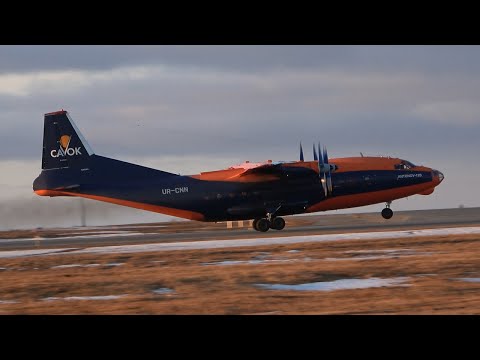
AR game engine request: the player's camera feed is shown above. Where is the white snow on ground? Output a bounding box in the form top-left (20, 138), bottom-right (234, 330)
top-left (1, 233), bottom-right (145, 243)
top-left (51, 262), bottom-right (124, 269)
top-left (0, 226), bottom-right (479, 259)
top-left (0, 248), bottom-right (79, 258)
top-left (51, 263), bottom-right (101, 269)
top-left (324, 254), bottom-right (432, 261)
top-left (202, 259), bottom-right (300, 266)
top-left (42, 295), bottom-right (127, 301)
top-left (456, 278), bottom-right (480, 283)
top-left (152, 288), bottom-right (174, 295)
top-left (256, 277), bottom-right (410, 292)
top-left (324, 249), bottom-right (433, 262)
top-left (345, 249), bottom-right (414, 254)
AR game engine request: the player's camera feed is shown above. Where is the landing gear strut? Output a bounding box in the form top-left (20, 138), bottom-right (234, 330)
top-left (252, 216), bottom-right (286, 232)
top-left (381, 202), bottom-right (394, 220)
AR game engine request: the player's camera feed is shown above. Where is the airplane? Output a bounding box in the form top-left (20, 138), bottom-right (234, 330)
top-left (33, 110), bottom-right (445, 232)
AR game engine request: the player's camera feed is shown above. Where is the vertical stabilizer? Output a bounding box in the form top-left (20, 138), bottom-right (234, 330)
top-left (41, 110), bottom-right (94, 170)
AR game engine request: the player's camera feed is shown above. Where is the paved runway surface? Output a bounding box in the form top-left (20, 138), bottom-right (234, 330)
top-left (1, 207), bottom-right (479, 251)
top-left (2, 226), bottom-right (480, 259)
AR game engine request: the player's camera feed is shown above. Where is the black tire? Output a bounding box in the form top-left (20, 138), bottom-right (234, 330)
top-left (256, 218), bottom-right (270, 232)
top-left (252, 218), bottom-right (261, 231)
top-left (271, 217), bottom-right (286, 230)
top-left (381, 208), bottom-right (394, 220)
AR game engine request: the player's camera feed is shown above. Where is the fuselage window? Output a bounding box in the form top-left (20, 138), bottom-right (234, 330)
top-left (395, 161), bottom-right (415, 170)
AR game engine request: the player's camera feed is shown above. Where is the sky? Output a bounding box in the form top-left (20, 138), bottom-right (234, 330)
top-left (0, 45), bottom-right (479, 230)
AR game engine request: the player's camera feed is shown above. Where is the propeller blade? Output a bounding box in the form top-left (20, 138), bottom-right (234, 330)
top-left (317, 143), bottom-right (327, 196)
top-left (313, 144), bottom-right (318, 161)
top-left (321, 174), bottom-right (328, 197)
top-left (300, 143), bottom-right (304, 162)
top-left (318, 143), bottom-right (324, 170)
top-left (326, 172), bottom-right (333, 193)
top-left (325, 146), bottom-right (334, 193)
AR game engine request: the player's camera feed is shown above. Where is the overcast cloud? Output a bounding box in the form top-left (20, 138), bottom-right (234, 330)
top-left (0, 45), bottom-right (478, 230)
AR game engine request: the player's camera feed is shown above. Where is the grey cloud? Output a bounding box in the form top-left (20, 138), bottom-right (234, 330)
top-left (0, 45), bottom-right (354, 74)
top-left (1, 46), bottom-right (479, 230)
top-left (1, 61), bottom-right (479, 163)
top-left (2, 45), bottom-right (480, 75)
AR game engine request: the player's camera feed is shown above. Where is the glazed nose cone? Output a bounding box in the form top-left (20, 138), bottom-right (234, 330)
top-left (432, 169), bottom-right (444, 183)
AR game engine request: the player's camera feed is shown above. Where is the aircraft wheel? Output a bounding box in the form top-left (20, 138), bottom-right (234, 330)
top-left (252, 218), bottom-right (261, 231)
top-left (381, 208), bottom-right (394, 220)
top-left (256, 218), bottom-right (270, 232)
top-left (271, 217), bottom-right (286, 231)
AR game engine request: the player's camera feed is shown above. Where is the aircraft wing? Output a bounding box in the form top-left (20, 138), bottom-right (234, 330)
top-left (238, 163), bottom-right (317, 179)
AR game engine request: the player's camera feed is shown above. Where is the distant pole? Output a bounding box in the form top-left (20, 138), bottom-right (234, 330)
top-left (80, 199), bottom-right (86, 227)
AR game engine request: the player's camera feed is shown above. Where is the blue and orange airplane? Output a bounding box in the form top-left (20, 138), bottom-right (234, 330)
top-left (33, 110), bottom-right (444, 232)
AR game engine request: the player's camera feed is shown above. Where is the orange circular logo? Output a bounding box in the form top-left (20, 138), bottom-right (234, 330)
top-left (60, 135), bottom-right (71, 150)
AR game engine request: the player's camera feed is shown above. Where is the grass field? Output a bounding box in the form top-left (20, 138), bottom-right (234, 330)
top-left (1, 232), bottom-right (479, 314)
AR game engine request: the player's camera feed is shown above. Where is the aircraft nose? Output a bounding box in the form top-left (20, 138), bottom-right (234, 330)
top-left (432, 169), bottom-right (444, 183)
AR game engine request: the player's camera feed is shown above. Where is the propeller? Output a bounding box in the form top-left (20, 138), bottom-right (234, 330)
top-left (323, 145), bottom-right (333, 194)
top-left (316, 143), bottom-right (334, 197)
top-left (298, 141), bottom-right (336, 197)
top-left (318, 143), bottom-right (327, 197)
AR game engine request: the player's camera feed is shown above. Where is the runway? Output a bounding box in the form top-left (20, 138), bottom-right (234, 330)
top-left (1, 207), bottom-right (480, 251)
top-left (1, 226), bottom-right (480, 259)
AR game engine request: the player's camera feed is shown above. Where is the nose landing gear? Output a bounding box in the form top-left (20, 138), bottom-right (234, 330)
top-left (381, 202), bottom-right (394, 220)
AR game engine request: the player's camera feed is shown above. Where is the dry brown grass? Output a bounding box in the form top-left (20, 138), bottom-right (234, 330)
top-left (0, 233), bottom-right (479, 314)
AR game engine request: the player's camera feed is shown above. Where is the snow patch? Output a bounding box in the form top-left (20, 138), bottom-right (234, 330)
top-left (4, 232), bottom-right (146, 242)
top-left (202, 258), bottom-right (301, 266)
top-left (456, 278), bottom-right (480, 283)
top-left (42, 295), bottom-right (127, 301)
top-left (152, 288), bottom-right (174, 295)
top-left (51, 264), bottom-right (101, 269)
top-left (256, 277), bottom-right (410, 292)
top-left (51, 262), bottom-right (124, 269)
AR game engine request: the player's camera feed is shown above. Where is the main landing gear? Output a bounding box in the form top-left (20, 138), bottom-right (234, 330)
top-left (381, 202), bottom-right (394, 220)
top-left (253, 216), bottom-right (286, 232)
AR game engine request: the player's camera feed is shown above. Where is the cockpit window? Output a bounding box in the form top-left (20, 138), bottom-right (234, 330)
top-left (395, 161), bottom-right (416, 170)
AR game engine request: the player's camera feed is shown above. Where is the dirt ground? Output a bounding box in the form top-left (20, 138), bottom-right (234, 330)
top-left (1, 232), bottom-right (479, 314)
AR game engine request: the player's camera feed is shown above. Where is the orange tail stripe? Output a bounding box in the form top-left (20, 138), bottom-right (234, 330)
top-left (34, 190), bottom-right (205, 221)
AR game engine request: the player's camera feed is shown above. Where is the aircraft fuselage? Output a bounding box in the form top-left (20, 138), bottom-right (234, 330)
top-left (33, 110), bottom-right (444, 231)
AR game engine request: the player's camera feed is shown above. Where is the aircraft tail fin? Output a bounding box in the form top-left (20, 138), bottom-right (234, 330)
top-left (41, 110), bottom-right (94, 170)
